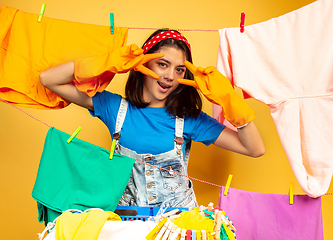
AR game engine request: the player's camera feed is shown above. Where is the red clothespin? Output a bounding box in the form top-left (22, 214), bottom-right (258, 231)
top-left (186, 230), bottom-right (192, 240)
top-left (240, 12), bottom-right (245, 33)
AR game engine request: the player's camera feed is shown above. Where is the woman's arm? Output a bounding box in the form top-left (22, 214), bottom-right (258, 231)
top-left (213, 121), bottom-right (265, 157)
top-left (39, 62), bottom-right (94, 111)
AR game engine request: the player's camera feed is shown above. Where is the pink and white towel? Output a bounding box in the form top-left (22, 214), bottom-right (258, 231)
top-left (215, 0), bottom-right (333, 197)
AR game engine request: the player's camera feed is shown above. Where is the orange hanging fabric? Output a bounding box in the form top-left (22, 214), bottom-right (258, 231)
top-left (0, 5), bottom-right (128, 109)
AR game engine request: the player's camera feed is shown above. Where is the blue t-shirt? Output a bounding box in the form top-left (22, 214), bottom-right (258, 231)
top-left (90, 91), bottom-right (225, 155)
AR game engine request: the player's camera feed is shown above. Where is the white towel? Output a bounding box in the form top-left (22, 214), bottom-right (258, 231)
top-left (215, 0), bottom-right (333, 198)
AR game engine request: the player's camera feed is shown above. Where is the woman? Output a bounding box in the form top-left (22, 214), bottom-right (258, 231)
top-left (40, 29), bottom-right (265, 207)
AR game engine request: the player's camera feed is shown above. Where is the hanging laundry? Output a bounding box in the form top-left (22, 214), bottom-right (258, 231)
top-left (32, 127), bottom-right (135, 224)
top-left (219, 187), bottom-right (324, 240)
top-left (0, 5), bottom-right (128, 109)
top-left (214, 0), bottom-right (333, 198)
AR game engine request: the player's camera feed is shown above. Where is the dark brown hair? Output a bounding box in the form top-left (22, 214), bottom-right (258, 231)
top-left (125, 29), bottom-right (202, 118)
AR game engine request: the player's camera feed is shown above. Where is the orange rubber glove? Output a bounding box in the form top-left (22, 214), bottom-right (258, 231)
top-left (178, 61), bottom-right (255, 127)
top-left (74, 43), bottom-right (164, 82)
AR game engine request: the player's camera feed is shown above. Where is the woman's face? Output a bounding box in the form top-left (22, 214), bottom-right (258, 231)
top-left (143, 46), bottom-right (186, 107)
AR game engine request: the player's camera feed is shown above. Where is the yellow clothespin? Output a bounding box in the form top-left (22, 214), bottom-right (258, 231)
top-left (38, 3), bottom-right (47, 23)
top-left (289, 182), bottom-right (294, 205)
top-left (154, 219), bottom-right (171, 240)
top-left (67, 126), bottom-right (82, 143)
top-left (109, 132), bottom-right (120, 159)
top-left (145, 217), bottom-right (167, 240)
top-left (223, 174), bottom-right (233, 196)
top-left (196, 230), bottom-right (201, 239)
top-left (110, 13), bottom-right (114, 34)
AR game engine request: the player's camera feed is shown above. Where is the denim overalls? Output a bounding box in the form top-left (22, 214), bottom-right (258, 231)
top-left (115, 98), bottom-right (198, 207)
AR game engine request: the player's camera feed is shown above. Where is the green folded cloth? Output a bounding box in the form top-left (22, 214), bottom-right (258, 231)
top-left (32, 127), bottom-right (135, 224)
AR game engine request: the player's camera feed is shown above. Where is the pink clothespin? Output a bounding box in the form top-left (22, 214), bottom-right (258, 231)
top-left (240, 12), bottom-right (245, 33)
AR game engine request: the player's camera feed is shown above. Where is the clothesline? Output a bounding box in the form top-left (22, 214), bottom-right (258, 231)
top-left (1, 97), bottom-right (332, 196)
top-left (126, 27), bottom-right (218, 32)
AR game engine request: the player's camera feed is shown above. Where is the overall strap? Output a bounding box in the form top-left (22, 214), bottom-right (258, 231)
top-left (113, 98), bottom-right (128, 143)
top-left (174, 117), bottom-right (184, 154)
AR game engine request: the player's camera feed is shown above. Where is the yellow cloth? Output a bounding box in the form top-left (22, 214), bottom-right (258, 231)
top-left (55, 209), bottom-right (121, 240)
top-left (171, 210), bottom-right (215, 235)
top-left (0, 5), bottom-right (128, 109)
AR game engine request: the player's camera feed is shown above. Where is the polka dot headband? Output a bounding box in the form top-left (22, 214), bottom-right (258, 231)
top-left (142, 30), bottom-right (191, 54)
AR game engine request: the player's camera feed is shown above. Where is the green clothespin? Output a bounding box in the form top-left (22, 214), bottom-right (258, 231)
top-left (38, 3), bottom-right (47, 23)
top-left (110, 13), bottom-right (114, 34)
top-left (67, 126), bottom-right (82, 143)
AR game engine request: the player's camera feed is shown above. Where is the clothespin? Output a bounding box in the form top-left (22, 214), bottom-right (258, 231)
top-left (161, 221), bottom-right (175, 240)
top-left (240, 12), bottom-right (245, 33)
top-left (196, 230), bottom-right (201, 239)
top-left (38, 3), bottom-right (47, 23)
top-left (186, 230), bottom-right (192, 240)
top-left (199, 205), bottom-right (205, 216)
top-left (154, 205), bottom-right (168, 222)
top-left (162, 209), bottom-right (180, 218)
top-left (110, 13), bottom-right (114, 34)
top-left (208, 202), bottom-right (214, 211)
top-left (169, 228), bottom-right (181, 240)
top-left (145, 217), bottom-right (167, 240)
top-left (222, 214), bottom-right (236, 232)
top-left (155, 219), bottom-right (171, 240)
top-left (223, 174), bottom-right (233, 196)
top-left (67, 126), bottom-right (82, 143)
top-left (155, 208), bottom-right (179, 223)
top-left (289, 182), bottom-right (294, 205)
top-left (192, 230), bottom-right (196, 240)
top-left (168, 214), bottom-right (181, 220)
top-left (214, 211), bottom-right (222, 239)
top-left (109, 132), bottom-right (120, 159)
top-left (180, 229), bottom-right (187, 240)
top-left (201, 230), bottom-right (207, 240)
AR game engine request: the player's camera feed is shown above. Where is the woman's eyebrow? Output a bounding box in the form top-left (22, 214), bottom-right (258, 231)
top-left (159, 58), bottom-right (186, 68)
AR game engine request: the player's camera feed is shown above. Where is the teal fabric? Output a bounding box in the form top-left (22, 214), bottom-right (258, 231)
top-left (32, 127), bottom-right (135, 224)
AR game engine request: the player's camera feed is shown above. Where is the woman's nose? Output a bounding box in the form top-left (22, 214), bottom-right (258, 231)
top-left (164, 69), bottom-right (175, 81)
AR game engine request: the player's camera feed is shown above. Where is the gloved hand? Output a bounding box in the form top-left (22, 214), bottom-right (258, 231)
top-left (178, 61), bottom-right (255, 127)
top-left (74, 43), bottom-right (164, 82)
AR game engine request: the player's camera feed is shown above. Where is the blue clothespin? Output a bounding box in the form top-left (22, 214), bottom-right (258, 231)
top-left (67, 126), bottom-right (82, 143)
top-left (110, 13), bottom-right (114, 34)
top-left (38, 3), bottom-right (47, 23)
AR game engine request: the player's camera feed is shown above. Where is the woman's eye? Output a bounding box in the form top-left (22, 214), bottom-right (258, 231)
top-left (176, 68), bottom-right (185, 74)
top-left (158, 62), bottom-right (167, 68)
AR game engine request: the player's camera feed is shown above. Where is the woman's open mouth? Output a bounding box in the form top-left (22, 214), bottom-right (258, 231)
top-left (158, 81), bottom-right (172, 92)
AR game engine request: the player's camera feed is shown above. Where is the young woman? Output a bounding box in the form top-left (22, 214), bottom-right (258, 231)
top-left (40, 29), bottom-right (265, 207)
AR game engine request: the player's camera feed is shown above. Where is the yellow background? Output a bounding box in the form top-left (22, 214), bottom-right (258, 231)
top-left (1, 0), bottom-right (332, 239)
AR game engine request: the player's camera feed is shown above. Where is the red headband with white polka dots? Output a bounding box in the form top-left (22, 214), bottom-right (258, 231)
top-left (142, 30), bottom-right (191, 54)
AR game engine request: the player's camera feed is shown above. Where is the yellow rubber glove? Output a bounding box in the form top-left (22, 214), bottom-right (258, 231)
top-left (74, 43), bottom-right (164, 82)
top-left (178, 61), bottom-right (255, 127)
